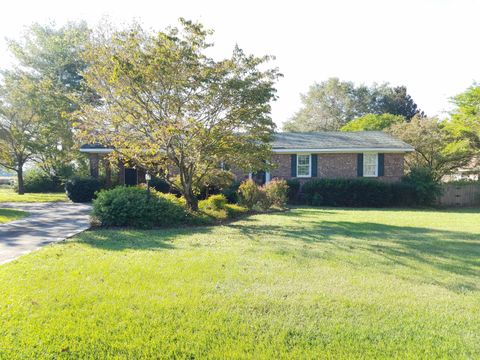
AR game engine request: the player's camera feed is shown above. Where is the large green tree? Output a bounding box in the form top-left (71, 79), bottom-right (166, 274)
top-left (283, 78), bottom-right (422, 132)
top-left (77, 20), bottom-right (280, 210)
top-left (6, 22), bottom-right (92, 179)
top-left (0, 73), bottom-right (45, 194)
top-left (389, 116), bottom-right (473, 180)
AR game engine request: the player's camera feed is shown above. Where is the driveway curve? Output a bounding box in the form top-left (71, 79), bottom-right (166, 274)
top-left (0, 202), bottom-right (91, 265)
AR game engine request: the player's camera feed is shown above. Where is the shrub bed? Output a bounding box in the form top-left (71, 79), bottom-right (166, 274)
top-left (93, 188), bottom-right (248, 228)
top-left (65, 177), bottom-right (102, 203)
top-left (198, 194), bottom-right (248, 221)
top-left (298, 172), bottom-right (439, 208)
top-left (93, 186), bottom-right (188, 228)
top-left (238, 178), bottom-right (289, 210)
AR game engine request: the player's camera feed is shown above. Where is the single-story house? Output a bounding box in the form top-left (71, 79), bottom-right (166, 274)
top-left (80, 131), bottom-right (414, 185)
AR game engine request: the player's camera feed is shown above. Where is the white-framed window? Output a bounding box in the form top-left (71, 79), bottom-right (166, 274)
top-left (297, 154), bottom-right (311, 177)
top-left (363, 153), bottom-right (378, 177)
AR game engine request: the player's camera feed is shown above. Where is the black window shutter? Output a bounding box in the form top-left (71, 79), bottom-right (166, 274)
top-left (378, 154), bottom-right (385, 176)
top-left (357, 153), bottom-right (364, 177)
top-left (291, 154), bottom-right (297, 177)
top-left (311, 154), bottom-right (317, 177)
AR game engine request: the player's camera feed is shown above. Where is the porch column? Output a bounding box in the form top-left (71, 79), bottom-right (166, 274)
top-left (118, 161), bottom-right (125, 185)
top-left (89, 153), bottom-right (99, 178)
top-left (104, 159), bottom-right (112, 188)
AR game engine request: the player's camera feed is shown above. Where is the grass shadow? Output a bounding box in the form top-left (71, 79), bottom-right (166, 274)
top-left (76, 226), bottom-right (215, 252)
top-left (228, 217), bottom-right (480, 279)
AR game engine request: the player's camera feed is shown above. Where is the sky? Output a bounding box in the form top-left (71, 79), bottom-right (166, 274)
top-left (0, 0), bottom-right (479, 128)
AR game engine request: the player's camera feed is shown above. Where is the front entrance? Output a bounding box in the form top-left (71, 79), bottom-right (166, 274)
top-left (125, 168), bottom-right (138, 186)
top-left (252, 171), bottom-right (266, 185)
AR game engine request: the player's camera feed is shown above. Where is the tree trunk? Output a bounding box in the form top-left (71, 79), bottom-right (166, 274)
top-left (184, 190), bottom-right (198, 211)
top-left (183, 183), bottom-right (198, 211)
top-left (17, 167), bottom-right (25, 195)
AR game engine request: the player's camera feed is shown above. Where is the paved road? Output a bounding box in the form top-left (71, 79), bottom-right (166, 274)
top-left (0, 202), bottom-right (91, 265)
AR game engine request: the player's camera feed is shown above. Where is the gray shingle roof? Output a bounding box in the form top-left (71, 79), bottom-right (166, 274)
top-left (272, 131), bottom-right (414, 152)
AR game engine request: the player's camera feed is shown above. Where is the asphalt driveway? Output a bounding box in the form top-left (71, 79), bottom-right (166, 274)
top-left (0, 202), bottom-right (91, 265)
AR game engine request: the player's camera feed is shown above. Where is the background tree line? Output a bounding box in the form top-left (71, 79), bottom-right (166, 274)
top-left (284, 77), bottom-right (480, 181)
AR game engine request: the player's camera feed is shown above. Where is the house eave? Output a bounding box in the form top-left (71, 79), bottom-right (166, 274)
top-left (79, 148), bottom-right (114, 154)
top-left (272, 147), bottom-right (415, 154)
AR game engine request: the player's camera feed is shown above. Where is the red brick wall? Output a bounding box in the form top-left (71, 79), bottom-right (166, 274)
top-left (267, 153), bottom-right (404, 182)
top-left (382, 153), bottom-right (404, 182)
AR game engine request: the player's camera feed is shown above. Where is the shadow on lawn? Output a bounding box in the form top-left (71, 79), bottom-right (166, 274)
top-left (76, 227), bottom-right (213, 252)
top-left (228, 218), bottom-right (480, 280)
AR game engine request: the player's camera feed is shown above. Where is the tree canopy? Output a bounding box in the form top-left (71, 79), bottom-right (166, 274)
top-left (6, 22), bottom-right (92, 180)
top-left (389, 116), bottom-right (473, 180)
top-left (283, 78), bottom-right (423, 132)
top-left (340, 113), bottom-right (405, 131)
top-left (77, 20), bottom-right (280, 210)
top-left (446, 83), bottom-right (480, 151)
top-left (0, 72), bottom-right (45, 193)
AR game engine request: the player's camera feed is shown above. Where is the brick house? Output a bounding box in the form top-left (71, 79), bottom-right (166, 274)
top-left (80, 131), bottom-right (414, 185)
top-left (236, 131), bottom-right (414, 184)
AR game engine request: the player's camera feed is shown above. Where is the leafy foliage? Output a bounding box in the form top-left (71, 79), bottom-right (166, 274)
top-left (263, 178), bottom-right (289, 208)
top-left (5, 22), bottom-right (93, 179)
top-left (77, 20), bottom-right (280, 210)
top-left (93, 186), bottom-right (188, 228)
top-left (286, 179), bottom-right (301, 203)
top-left (340, 113), bottom-right (405, 131)
top-left (65, 177), bottom-right (101, 203)
top-left (221, 181), bottom-right (241, 203)
top-left (301, 178), bottom-right (396, 207)
top-left (389, 116), bottom-right (473, 180)
top-left (283, 78), bottom-right (423, 131)
top-left (401, 167), bottom-right (442, 206)
top-left (238, 179), bottom-right (264, 210)
top-left (0, 73), bottom-right (45, 194)
top-left (198, 194), bottom-right (247, 221)
top-left (446, 83), bottom-right (480, 151)
top-left (238, 178), bottom-right (289, 210)
top-left (13, 168), bottom-right (63, 193)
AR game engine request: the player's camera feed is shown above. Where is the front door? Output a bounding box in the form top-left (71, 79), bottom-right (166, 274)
top-left (252, 171), bottom-right (266, 185)
top-left (125, 168), bottom-right (138, 186)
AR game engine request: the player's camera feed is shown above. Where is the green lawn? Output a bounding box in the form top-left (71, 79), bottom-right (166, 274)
top-left (0, 208), bottom-right (27, 223)
top-left (0, 188), bottom-right (68, 203)
top-left (0, 208), bottom-right (479, 359)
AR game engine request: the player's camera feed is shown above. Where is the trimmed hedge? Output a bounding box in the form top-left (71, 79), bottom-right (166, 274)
top-left (93, 186), bottom-right (188, 228)
top-left (65, 177), bottom-right (102, 203)
top-left (299, 178), bottom-right (421, 207)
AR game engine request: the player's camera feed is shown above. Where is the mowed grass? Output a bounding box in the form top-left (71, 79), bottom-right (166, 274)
top-left (0, 188), bottom-right (67, 203)
top-left (0, 208), bottom-right (479, 359)
top-left (0, 208), bottom-right (27, 223)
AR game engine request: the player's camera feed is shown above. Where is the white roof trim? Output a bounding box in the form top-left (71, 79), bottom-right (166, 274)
top-left (272, 147), bottom-right (414, 154)
top-left (79, 148), bottom-right (114, 154)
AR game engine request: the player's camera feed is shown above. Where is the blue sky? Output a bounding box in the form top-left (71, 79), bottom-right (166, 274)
top-left (0, 0), bottom-right (479, 127)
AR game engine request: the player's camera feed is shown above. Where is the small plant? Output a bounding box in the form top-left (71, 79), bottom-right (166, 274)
top-left (237, 179), bottom-right (263, 210)
top-left (200, 194), bottom-right (228, 210)
top-left (65, 177), bottom-right (102, 203)
top-left (264, 179), bottom-right (289, 208)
